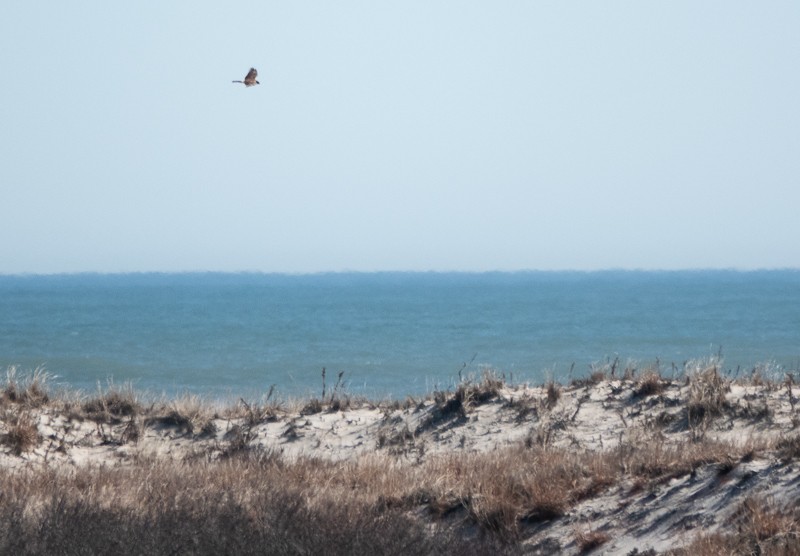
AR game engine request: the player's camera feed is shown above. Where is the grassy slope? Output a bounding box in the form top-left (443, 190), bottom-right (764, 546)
top-left (1, 362), bottom-right (800, 555)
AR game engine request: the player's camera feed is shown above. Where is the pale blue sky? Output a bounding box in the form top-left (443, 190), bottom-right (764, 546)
top-left (2, 2), bottom-right (798, 273)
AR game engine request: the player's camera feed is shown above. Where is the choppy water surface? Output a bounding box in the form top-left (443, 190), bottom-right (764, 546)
top-left (1, 271), bottom-right (798, 398)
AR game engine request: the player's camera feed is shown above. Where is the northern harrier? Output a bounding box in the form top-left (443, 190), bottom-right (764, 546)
top-left (233, 68), bottom-right (260, 87)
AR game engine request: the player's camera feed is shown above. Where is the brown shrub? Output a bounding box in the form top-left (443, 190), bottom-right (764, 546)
top-left (545, 381), bottom-right (561, 409)
top-left (687, 365), bottom-right (729, 425)
top-left (672, 497), bottom-right (800, 556)
top-left (418, 372), bottom-right (504, 433)
top-left (575, 528), bottom-right (611, 553)
top-left (0, 459), bottom-right (492, 556)
top-left (634, 370), bottom-right (666, 398)
top-left (610, 435), bottom-right (746, 482)
top-left (2, 412), bottom-right (41, 455)
top-left (571, 370), bottom-right (607, 388)
top-left (149, 410), bottom-right (194, 435)
top-left (82, 385), bottom-right (141, 423)
top-left (300, 398), bottom-right (323, 416)
top-left (2, 366), bottom-right (50, 408)
top-left (776, 435), bottom-right (800, 462)
top-left (733, 496), bottom-right (800, 543)
top-left (425, 448), bottom-right (587, 540)
top-left (145, 394), bottom-right (221, 437)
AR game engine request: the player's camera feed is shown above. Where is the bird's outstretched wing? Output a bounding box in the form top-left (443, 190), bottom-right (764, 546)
top-left (244, 67), bottom-right (258, 86)
top-left (233, 67), bottom-right (260, 86)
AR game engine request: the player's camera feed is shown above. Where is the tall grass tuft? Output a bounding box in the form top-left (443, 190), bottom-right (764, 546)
top-left (2, 366), bottom-right (51, 408)
top-left (82, 381), bottom-right (141, 423)
top-left (633, 369), bottom-right (666, 398)
top-left (2, 411), bottom-right (41, 455)
top-left (670, 496), bottom-right (800, 555)
top-left (686, 362), bottom-right (729, 427)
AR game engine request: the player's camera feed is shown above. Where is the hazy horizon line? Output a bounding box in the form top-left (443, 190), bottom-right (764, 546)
top-left (2, 267), bottom-right (799, 278)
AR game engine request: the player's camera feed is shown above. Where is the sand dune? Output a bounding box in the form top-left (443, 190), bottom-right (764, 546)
top-left (2, 364), bottom-right (800, 554)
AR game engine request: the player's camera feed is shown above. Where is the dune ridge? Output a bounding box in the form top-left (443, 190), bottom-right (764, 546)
top-left (2, 361), bottom-right (800, 554)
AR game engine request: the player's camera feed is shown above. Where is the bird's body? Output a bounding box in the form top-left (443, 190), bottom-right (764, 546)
top-left (233, 68), bottom-right (260, 87)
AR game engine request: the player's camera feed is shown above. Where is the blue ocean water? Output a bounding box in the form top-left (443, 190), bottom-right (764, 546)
top-left (0, 271), bottom-right (798, 399)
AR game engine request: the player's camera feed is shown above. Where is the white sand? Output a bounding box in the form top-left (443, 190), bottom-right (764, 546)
top-left (3, 376), bottom-right (800, 554)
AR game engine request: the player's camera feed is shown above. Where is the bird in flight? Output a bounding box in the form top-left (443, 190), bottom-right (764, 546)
top-left (232, 68), bottom-right (260, 87)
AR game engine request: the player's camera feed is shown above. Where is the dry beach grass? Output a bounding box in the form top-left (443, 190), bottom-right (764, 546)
top-left (2, 360), bottom-right (800, 554)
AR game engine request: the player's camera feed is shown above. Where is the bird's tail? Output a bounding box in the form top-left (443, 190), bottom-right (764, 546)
top-left (232, 80), bottom-right (243, 83)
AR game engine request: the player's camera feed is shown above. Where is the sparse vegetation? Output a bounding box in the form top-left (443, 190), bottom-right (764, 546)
top-left (686, 362), bottom-right (730, 426)
top-left (153, 393), bottom-right (216, 435)
top-left (668, 496), bottom-right (800, 556)
top-left (775, 435), bottom-right (800, 462)
top-left (545, 379), bottom-right (561, 409)
top-left (2, 411), bottom-right (40, 455)
top-left (0, 363), bottom-right (799, 554)
top-left (82, 381), bottom-right (141, 423)
top-left (634, 369), bottom-right (667, 398)
top-left (575, 528), bottom-right (611, 553)
top-left (2, 366), bottom-right (50, 407)
top-left (418, 370), bottom-right (504, 433)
